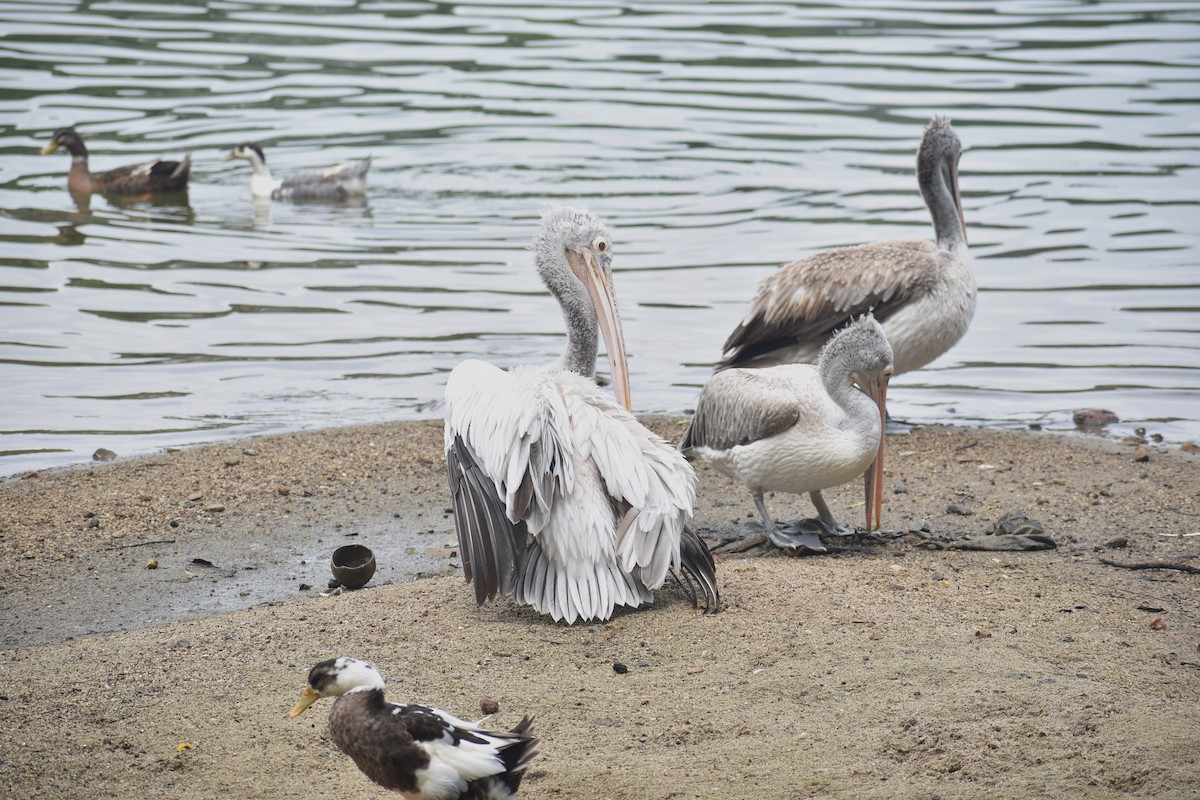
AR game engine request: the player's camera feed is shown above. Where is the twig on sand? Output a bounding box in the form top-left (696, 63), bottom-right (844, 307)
top-left (104, 538), bottom-right (176, 550)
top-left (1099, 558), bottom-right (1200, 575)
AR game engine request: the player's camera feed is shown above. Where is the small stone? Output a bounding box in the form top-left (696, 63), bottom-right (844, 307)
top-left (86, 518), bottom-right (100, 529)
top-left (299, 583), bottom-right (312, 591)
top-left (893, 484), bottom-right (908, 494)
top-left (946, 503), bottom-right (973, 516)
top-left (204, 504), bottom-right (226, 513)
top-left (92, 448), bottom-right (117, 462)
top-left (224, 458), bottom-right (241, 467)
top-left (146, 559), bottom-right (158, 569)
top-left (1133, 445), bottom-right (1150, 463)
top-left (275, 485), bottom-right (291, 496)
top-left (1181, 441), bottom-right (1199, 454)
top-left (21, 551), bottom-right (35, 559)
top-left (169, 519), bottom-right (180, 528)
top-left (480, 698), bottom-right (500, 715)
top-left (1104, 537), bottom-right (1129, 549)
top-left (243, 449), bottom-right (258, 457)
top-left (612, 662), bottom-right (629, 675)
top-left (1072, 409), bottom-right (1118, 428)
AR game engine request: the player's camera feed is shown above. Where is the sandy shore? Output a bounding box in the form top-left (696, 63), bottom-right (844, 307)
top-left (1, 419), bottom-right (1198, 799)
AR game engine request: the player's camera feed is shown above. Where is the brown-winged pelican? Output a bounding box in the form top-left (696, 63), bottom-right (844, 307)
top-left (290, 657), bottom-right (538, 799)
top-left (221, 142), bottom-right (371, 201)
top-left (40, 127), bottom-right (190, 195)
top-left (443, 206), bottom-right (719, 624)
top-left (719, 116), bottom-right (972, 379)
top-left (682, 315), bottom-right (893, 552)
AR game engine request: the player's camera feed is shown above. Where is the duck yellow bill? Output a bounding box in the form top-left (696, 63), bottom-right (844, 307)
top-left (40, 140), bottom-right (60, 156)
top-left (863, 377), bottom-right (889, 531)
top-left (573, 248), bottom-right (631, 411)
top-left (289, 685), bottom-right (320, 718)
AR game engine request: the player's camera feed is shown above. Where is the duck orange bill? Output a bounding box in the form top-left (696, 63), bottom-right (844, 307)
top-left (289, 685), bottom-right (320, 718)
top-left (569, 247), bottom-right (631, 411)
top-left (862, 377), bottom-right (889, 532)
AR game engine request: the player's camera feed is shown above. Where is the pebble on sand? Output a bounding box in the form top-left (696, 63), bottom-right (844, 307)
top-left (92, 448), bottom-right (117, 462)
top-left (1072, 409), bottom-right (1119, 428)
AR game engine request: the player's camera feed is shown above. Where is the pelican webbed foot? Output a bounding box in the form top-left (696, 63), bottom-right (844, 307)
top-left (767, 525), bottom-right (827, 553)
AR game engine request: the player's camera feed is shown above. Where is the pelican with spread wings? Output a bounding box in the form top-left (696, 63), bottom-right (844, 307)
top-left (444, 207), bottom-right (718, 624)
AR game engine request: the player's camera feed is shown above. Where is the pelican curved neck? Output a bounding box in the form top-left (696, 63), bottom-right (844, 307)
top-left (919, 152), bottom-right (965, 251)
top-left (543, 249), bottom-right (599, 377)
top-left (558, 280), bottom-right (599, 377)
top-left (820, 347), bottom-right (877, 421)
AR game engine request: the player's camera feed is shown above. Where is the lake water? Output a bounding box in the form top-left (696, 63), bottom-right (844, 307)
top-left (2, 0), bottom-right (1198, 475)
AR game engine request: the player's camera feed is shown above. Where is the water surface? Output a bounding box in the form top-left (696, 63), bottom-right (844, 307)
top-left (2, 0), bottom-right (1198, 473)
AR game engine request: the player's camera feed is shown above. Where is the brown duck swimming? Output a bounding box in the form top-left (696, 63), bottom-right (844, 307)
top-left (40, 127), bottom-right (191, 196)
top-left (290, 657), bottom-right (538, 800)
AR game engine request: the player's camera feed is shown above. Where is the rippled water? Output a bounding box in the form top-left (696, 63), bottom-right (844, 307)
top-left (2, 0), bottom-right (1198, 474)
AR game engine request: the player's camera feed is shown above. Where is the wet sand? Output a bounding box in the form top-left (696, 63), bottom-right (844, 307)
top-left (1, 419), bottom-right (1198, 799)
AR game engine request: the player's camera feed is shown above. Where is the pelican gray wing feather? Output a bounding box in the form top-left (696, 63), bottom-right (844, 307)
top-left (447, 433), bottom-right (527, 604)
top-left (681, 368), bottom-right (801, 453)
top-left (719, 240), bottom-right (937, 369)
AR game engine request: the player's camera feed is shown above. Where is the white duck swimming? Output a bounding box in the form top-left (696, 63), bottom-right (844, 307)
top-left (222, 141), bottom-right (371, 201)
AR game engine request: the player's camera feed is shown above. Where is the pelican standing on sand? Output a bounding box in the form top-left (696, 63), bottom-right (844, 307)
top-left (682, 315), bottom-right (893, 552)
top-left (719, 116), bottom-right (972, 380)
top-left (444, 206), bottom-right (719, 624)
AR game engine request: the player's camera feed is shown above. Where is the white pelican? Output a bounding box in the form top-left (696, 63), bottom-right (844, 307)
top-left (290, 657), bottom-right (537, 799)
top-left (682, 315), bottom-right (893, 552)
top-left (444, 206), bottom-right (719, 624)
top-left (221, 142), bottom-right (371, 201)
top-left (718, 116), bottom-right (972, 380)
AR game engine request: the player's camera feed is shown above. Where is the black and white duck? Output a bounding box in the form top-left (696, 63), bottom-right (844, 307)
top-left (290, 657), bottom-right (538, 800)
top-left (222, 142), bottom-right (371, 201)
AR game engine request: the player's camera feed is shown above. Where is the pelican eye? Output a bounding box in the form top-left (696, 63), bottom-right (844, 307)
top-left (593, 237), bottom-right (609, 253)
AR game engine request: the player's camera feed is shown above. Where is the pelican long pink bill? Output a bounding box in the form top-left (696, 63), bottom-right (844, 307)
top-left (860, 366), bottom-right (891, 531)
top-left (564, 241), bottom-right (631, 411)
